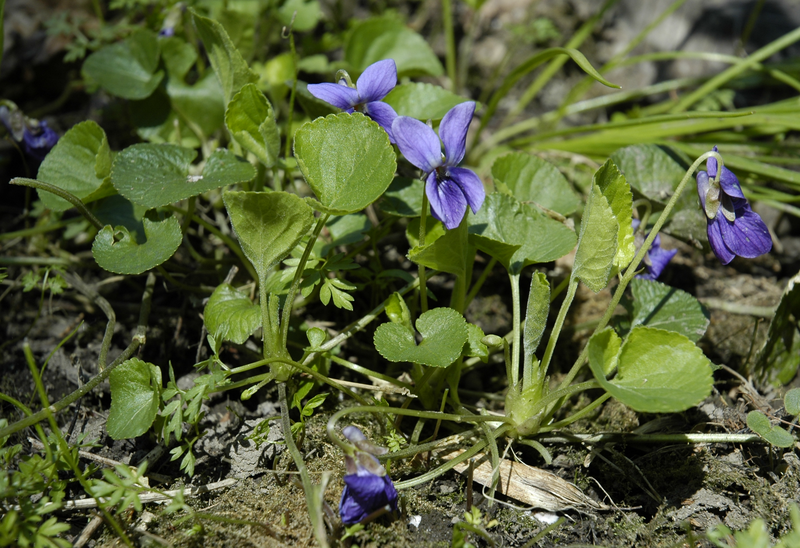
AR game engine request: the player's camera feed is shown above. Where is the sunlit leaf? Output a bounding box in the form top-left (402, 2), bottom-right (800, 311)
top-left (374, 307), bottom-right (468, 368)
top-left (204, 283), bottom-right (261, 345)
top-left (383, 83), bottom-right (469, 120)
top-left (225, 83), bottom-right (281, 168)
top-left (37, 121), bottom-right (111, 211)
top-left (294, 113), bottom-right (396, 215)
top-left (345, 17), bottom-right (443, 77)
top-left (92, 214), bottom-right (182, 275)
top-left (108, 358), bottom-right (161, 439)
top-left (491, 152), bottom-right (579, 216)
top-left (572, 185), bottom-right (617, 292)
top-left (593, 160), bottom-right (635, 272)
top-left (746, 410), bottom-right (795, 448)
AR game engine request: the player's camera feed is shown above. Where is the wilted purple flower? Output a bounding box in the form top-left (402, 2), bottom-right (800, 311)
top-left (392, 102), bottom-right (485, 230)
top-left (308, 59), bottom-right (399, 142)
top-left (696, 146), bottom-right (772, 265)
top-left (339, 426), bottom-right (398, 525)
top-left (631, 219), bottom-right (677, 280)
top-left (0, 105), bottom-right (59, 162)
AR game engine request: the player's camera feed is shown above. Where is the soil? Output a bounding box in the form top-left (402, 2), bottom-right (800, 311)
top-left (3, 1), bottom-right (800, 547)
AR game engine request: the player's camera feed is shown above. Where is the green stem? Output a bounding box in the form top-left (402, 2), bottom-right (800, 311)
top-left (539, 279), bottom-right (578, 379)
top-left (418, 192), bottom-right (430, 313)
top-left (557, 151), bottom-right (722, 393)
top-left (538, 393), bottom-right (611, 432)
top-left (509, 272), bottom-right (522, 389)
top-left (534, 432), bottom-right (766, 445)
top-left (10, 178), bottom-right (104, 231)
top-left (281, 214), bottom-right (328, 349)
top-left (441, 0), bottom-right (457, 92)
top-left (0, 219), bottom-right (76, 241)
top-left (279, 383), bottom-right (328, 548)
top-left (465, 257), bottom-right (496, 309)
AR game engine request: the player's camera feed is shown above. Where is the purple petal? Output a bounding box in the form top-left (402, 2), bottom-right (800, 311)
top-left (645, 246), bottom-right (678, 280)
top-left (22, 122), bottom-right (59, 162)
top-left (307, 83), bottom-right (360, 110)
top-left (393, 116), bottom-right (443, 173)
top-left (717, 204), bottom-right (772, 259)
top-left (340, 473), bottom-right (398, 524)
top-left (426, 172), bottom-right (468, 230)
top-left (343, 426), bottom-right (367, 443)
top-left (696, 171), bottom-right (709, 212)
top-left (707, 217), bottom-right (735, 265)
top-left (356, 59), bottom-right (397, 102)
top-left (363, 101), bottom-right (398, 143)
top-left (718, 165), bottom-right (745, 200)
top-left (447, 166), bottom-right (485, 213)
top-left (440, 102), bottom-right (475, 167)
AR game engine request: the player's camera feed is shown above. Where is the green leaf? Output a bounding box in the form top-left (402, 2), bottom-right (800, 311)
top-left (108, 358), bottom-right (161, 440)
top-left (345, 17), bottom-right (443, 77)
top-left (278, 0), bottom-right (321, 32)
top-left (610, 144), bottom-right (703, 243)
top-left (191, 9), bottom-right (258, 105)
top-left (593, 160), bottom-right (635, 273)
top-left (112, 144), bottom-right (255, 209)
top-left (93, 194), bottom-right (148, 242)
top-left (223, 191), bottom-right (315, 283)
top-left (746, 410), bottom-right (795, 448)
top-left (225, 83), bottom-right (281, 168)
top-left (572, 185), bottom-right (618, 292)
top-left (755, 270), bottom-right (800, 384)
top-left (408, 220), bottom-right (468, 277)
top-left (385, 292), bottom-right (414, 334)
top-left (82, 29), bottom-right (163, 100)
top-left (204, 284), bottom-right (261, 345)
top-left (588, 326), bottom-right (713, 413)
top-left (464, 323), bottom-right (489, 362)
top-left (160, 36), bottom-right (197, 81)
top-left (468, 192), bottom-right (576, 275)
top-left (629, 278), bottom-right (710, 342)
top-left (587, 328), bottom-right (621, 377)
top-left (167, 73), bottom-right (226, 140)
top-left (374, 307), bottom-right (468, 368)
top-left (524, 272), bottom-right (550, 364)
top-left (294, 113), bottom-right (396, 215)
top-left (383, 83), bottom-right (469, 120)
top-left (36, 121), bottom-right (111, 211)
top-left (785, 388), bottom-right (800, 416)
top-left (380, 177), bottom-right (424, 217)
top-left (92, 214), bottom-right (182, 275)
top-left (491, 152), bottom-right (580, 216)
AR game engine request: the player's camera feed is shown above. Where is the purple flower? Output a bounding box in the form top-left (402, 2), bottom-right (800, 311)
top-left (696, 146), bottom-right (772, 265)
top-left (307, 59), bottom-right (399, 142)
top-left (631, 219), bottom-right (677, 280)
top-left (392, 102), bottom-right (485, 230)
top-left (1, 105), bottom-right (59, 162)
top-left (338, 426), bottom-right (398, 525)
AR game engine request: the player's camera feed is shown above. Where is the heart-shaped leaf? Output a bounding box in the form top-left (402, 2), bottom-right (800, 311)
top-left (374, 307), bottom-right (468, 368)
top-left (588, 326), bottom-right (713, 413)
top-left (204, 283), bottom-right (261, 345)
top-left (37, 121), bottom-right (112, 211)
top-left (82, 29), bottom-right (163, 100)
top-left (572, 185), bottom-right (618, 292)
top-left (468, 192), bottom-right (576, 275)
top-left (225, 83), bottom-right (281, 168)
top-left (223, 191), bottom-right (315, 283)
top-left (383, 83), bottom-right (469, 120)
top-left (746, 410), bottom-right (795, 448)
top-left (629, 278), bottom-right (710, 342)
top-left (294, 113), bottom-right (396, 215)
top-left (191, 9), bottom-right (258, 104)
top-left (92, 214), bottom-right (182, 275)
top-left (408, 220), bottom-right (468, 277)
top-left (345, 17), bottom-right (443, 77)
top-left (108, 358), bottom-right (161, 440)
top-left (491, 152), bottom-right (580, 216)
top-left (112, 144), bottom-right (255, 209)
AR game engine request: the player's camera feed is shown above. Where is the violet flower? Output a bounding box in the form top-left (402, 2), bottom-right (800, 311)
top-left (307, 59), bottom-right (399, 142)
top-left (339, 426), bottom-right (398, 525)
top-left (392, 102), bottom-right (485, 230)
top-left (631, 219), bottom-right (677, 280)
top-left (0, 105), bottom-right (59, 162)
top-left (696, 146), bottom-right (772, 265)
